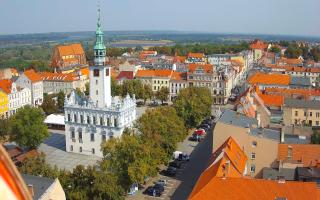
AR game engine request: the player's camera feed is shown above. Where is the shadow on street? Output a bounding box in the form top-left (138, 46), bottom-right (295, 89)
top-left (170, 127), bottom-right (213, 200)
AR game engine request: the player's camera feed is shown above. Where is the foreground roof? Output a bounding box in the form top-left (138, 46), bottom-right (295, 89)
top-left (248, 72), bottom-right (290, 86)
top-left (189, 177), bottom-right (319, 200)
top-left (22, 174), bottom-right (55, 200)
top-left (278, 144), bottom-right (320, 167)
top-left (0, 79), bottom-right (12, 94)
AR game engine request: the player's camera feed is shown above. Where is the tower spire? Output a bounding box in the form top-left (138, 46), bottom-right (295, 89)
top-left (94, 1), bottom-right (106, 66)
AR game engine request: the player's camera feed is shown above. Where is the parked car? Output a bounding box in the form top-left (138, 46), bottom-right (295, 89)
top-left (200, 124), bottom-right (210, 129)
top-left (194, 129), bottom-right (206, 136)
top-left (189, 134), bottom-right (204, 142)
top-left (169, 161), bottom-right (182, 169)
top-left (164, 166), bottom-right (177, 176)
top-left (153, 184), bottom-right (165, 193)
top-left (143, 186), bottom-right (162, 197)
top-left (177, 153), bottom-right (190, 161)
top-left (154, 179), bottom-right (167, 187)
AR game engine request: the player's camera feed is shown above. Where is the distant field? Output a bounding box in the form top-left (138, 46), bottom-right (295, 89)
top-left (110, 39), bottom-right (175, 48)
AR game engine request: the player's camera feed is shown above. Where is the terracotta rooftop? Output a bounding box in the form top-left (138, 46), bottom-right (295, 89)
top-left (188, 64), bottom-right (213, 74)
top-left (248, 72), bottom-right (290, 86)
top-left (266, 64), bottom-right (320, 73)
top-left (265, 88), bottom-right (320, 97)
top-left (171, 71), bottom-right (187, 81)
top-left (250, 39), bottom-right (268, 50)
top-left (278, 144), bottom-right (320, 167)
top-left (0, 79), bottom-right (13, 94)
top-left (38, 72), bottom-right (79, 82)
top-left (174, 56), bottom-right (186, 63)
top-left (136, 69), bottom-right (173, 78)
top-left (277, 57), bottom-right (303, 65)
top-left (258, 94), bottom-right (284, 107)
top-left (189, 177), bottom-right (319, 200)
top-left (117, 71), bottom-right (134, 80)
top-left (187, 53), bottom-right (205, 59)
top-left (24, 69), bottom-right (42, 83)
top-left (57, 43), bottom-right (85, 56)
top-left (189, 137), bottom-right (247, 199)
top-left (80, 67), bottom-right (89, 77)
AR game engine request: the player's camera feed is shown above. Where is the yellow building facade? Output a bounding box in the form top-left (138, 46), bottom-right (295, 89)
top-left (0, 91), bottom-right (9, 118)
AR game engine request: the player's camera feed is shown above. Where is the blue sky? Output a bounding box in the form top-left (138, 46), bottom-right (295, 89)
top-left (0, 0), bottom-right (319, 36)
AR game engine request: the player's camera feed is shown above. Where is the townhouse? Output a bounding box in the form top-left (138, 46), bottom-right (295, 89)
top-left (250, 39), bottom-right (269, 62)
top-left (38, 72), bottom-right (82, 95)
top-left (185, 53), bottom-right (206, 64)
top-left (0, 90), bottom-right (9, 118)
top-left (170, 71), bottom-right (188, 100)
top-left (283, 98), bottom-right (320, 127)
top-left (15, 69), bottom-right (43, 106)
top-left (135, 69), bottom-right (173, 92)
top-left (0, 80), bottom-right (31, 116)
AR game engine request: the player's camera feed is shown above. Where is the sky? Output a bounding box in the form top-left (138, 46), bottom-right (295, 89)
top-left (0, 0), bottom-right (319, 37)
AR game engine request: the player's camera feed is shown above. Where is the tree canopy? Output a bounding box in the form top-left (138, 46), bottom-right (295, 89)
top-left (10, 106), bottom-right (49, 149)
top-left (156, 87), bottom-right (169, 104)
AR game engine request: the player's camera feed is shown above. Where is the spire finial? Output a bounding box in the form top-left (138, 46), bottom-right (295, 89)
top-left (97, 1), bottom-right (101, 27)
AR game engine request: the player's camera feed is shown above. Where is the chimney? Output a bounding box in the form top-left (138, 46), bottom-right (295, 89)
top-left (28, 184), bottom-right (34, 198)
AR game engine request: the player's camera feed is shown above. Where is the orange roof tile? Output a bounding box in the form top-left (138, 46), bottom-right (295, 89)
top-left (24, 69), bottom-right (42, 83)
top-left (174, 56), bottom-right (186, 63)
top-left (57, 43), bottom-right (85, 56)
top-left (189, 177), bottom-right (319, 200)
top-left (136, 69), bottom-right (173, 78)
top-left (189, 137), bottom-right (247, 199)
top-left (80, 67), bottom-right (89, 77)
top-left (278, 144), bottom-right (320, 167)
top-left (111, 68), bottom-right (118, 78)
top-left (171, 71), bottom-right (186, 81)
top-left (266, 64), bottom-right (320, 73)
top-left (258, 94), bottom-right (284, 107)
top-left (187, 53), bottom-right (205, 59)
top-left (264, 88), bottom-right (320, 99)
top-left (250, 39), bottom-right (268, 50)
top-left (0, 79), bottom-right (13, 94)
top-left (38, 72), bottom-right (79, 82)
top-left (277, 57), bottom-right (303, 65)
top-left (188, 64), bottom-right (213, 74)
top-left (248, 72), bottom-right (290, 86)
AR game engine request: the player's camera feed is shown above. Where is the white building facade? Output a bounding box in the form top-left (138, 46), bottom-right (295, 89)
top-left (64, 10), bottom-right (136, 157)
top-left (8, 82), bottom-right (32, 116)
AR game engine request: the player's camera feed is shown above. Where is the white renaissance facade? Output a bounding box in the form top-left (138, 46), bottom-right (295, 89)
top-left (64, 10), bottom-right (136, 157)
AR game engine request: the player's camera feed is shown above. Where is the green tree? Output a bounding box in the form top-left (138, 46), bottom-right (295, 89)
top-left (141, 84), bottom-right (153, 104)
top-left (41, 95), bottom-right (58, 115)
top-left (156, 87), bottom-right (169, 104)
top-left (285, 44), bottom-right (303, 58)
top-left (269, 46), bottom-right (281, 54)
top-left (0, 118), bottom-right (11, 142)
top-left (75, 88), bottom-right (84, 97)
top-left (311, 47), bottom-right (320, 62)
top-left (174, 87), bottom-right (212, 128)
top-left (57, 91), bottom-right (65, 111)
top-left (111, 77), bottom-right (121, 96)
top-left (84, 83), bottom-right (90, 96)
top-left (311, 130), bottom-right (320, 144)
top-left (10, 106), bottom-right (49, 149)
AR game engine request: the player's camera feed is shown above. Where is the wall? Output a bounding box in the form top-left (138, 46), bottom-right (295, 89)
top-left (41, 179), bottom-right (66, 200)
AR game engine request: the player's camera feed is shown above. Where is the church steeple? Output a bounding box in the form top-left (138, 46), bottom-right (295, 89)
top-left (94, 6), bottom-right (106, 66)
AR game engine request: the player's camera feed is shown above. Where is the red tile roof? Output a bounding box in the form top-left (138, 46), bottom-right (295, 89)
top-left (265, 88), bottom-right (320, 98)
top-left (258, 94), bottom-right (284, 107)
top-left (117, 71), bottom-right (134, 80)
top-left (188, 64), bottom-right (213, 74)
top-left (57, 43), bottom-right (85, 56)
top-left (171, 71), bottom-right (187, 81)
top-left (248, 72), bottom-right (290, 86)
top-left (24, 69), bottom-right (42, 83)
top-left (0, 79), bottom-right (13, 94)
top-left (250, 39), bottom-right (268, 50)
top-left (189, 177), bottom-right (320, 200)
top-left (189, 137), bottom-right (247, 199)
top-left (38, 72), bottom-right (79, 82)
top-left (135, 69), bottom-right (173, 78)
top-left (278, 144), bottom-right (320, 167)
top-left (266, 64), bottom-right (320, 73)
top-left (277, 57), bottom-right (303, 65)
top-left (187, 53), bottom-right (205, 59)
top-left (174, 56), bottom-right (186, 63)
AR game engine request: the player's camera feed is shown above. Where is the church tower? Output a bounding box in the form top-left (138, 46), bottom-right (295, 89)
top-left (89, 7), bottom-right (111, 108)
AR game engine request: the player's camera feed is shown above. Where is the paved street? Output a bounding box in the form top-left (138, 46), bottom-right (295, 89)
top-left (127, 124), bottom-right (214, 200)
top-left (38, 130), bottom-right (100, 171)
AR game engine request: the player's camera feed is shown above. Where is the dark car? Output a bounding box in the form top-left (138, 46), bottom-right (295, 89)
top-left (164, 167), bottom-right (177, 176)
top-left (189, 134), bottom-right (204, 142)
top-left (143, 186), bottom-right (162, 197)
top-left (153, 184), bottom-right (165, 192)
top-left (177, 153), bottom-right (190, 161)
top-left (169, 161), bottom-right (182, 169)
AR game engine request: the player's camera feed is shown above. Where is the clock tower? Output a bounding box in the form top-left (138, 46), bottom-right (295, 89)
top-left (89, 7), bottom-right (111, 108)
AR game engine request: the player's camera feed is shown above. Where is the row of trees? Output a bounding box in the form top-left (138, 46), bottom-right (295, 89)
top-left (18, 86), bottom-right (212, 199)
top-left (112, 79), bottom-right (170, 104)
top-left (149, 42), bottom-right (250, 56)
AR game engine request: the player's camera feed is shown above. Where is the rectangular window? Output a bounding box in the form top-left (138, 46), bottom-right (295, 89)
top-left (87, 116), bottom-right (90, 124)
top-left (70, 145), bottom-right (73, 151)
top-left (316, 121), bottom-right (319, 126)
top-left (114, 118), bottom-right (118, 127)
top-left (316, 113), bottom-right (320, 118)
top-left (295, 111), bottom-right (298, 117)
top-left (251, 153), bottom-right (256, 160)
top-left (92, 148), bottom-right (95, 154)
top-left (94, 69), bottom-right (99, 77)
top-left (106, 68), bottom-right (109, 76)
top-left (80, 115), bottom-right (84, 123)
top-left (304, 112), bottom-right (307, 117)
top-left (93, 116), bottom-right (96, 125)
top-left (100, 117), bottom-right (104, 125)
top-left (287, 147), bottom-right (292, 158)
top-left (102, 134), bottom-right (106, 141)
top-left (71, 131), bottom-right (75, 139)
top-left (310, 112), bottom-right (313, 117)
top-left (91, 133), bottom-right (94, 142)
top-left (79, 147), bottom-right (82, 153)
top-left (250, 164), bottom-right (255, 173)
top-left (309, 120), bottom-right (312, 125)
top-left (74, 114), bottom-right (77, 123)
top-left (107, 118), bottom-right (110, 126)
top-left (68, 114), bottom-right (71, 122)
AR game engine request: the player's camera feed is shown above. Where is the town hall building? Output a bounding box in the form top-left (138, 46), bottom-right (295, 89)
top-left (64, 9), bottom-right (136, 157)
